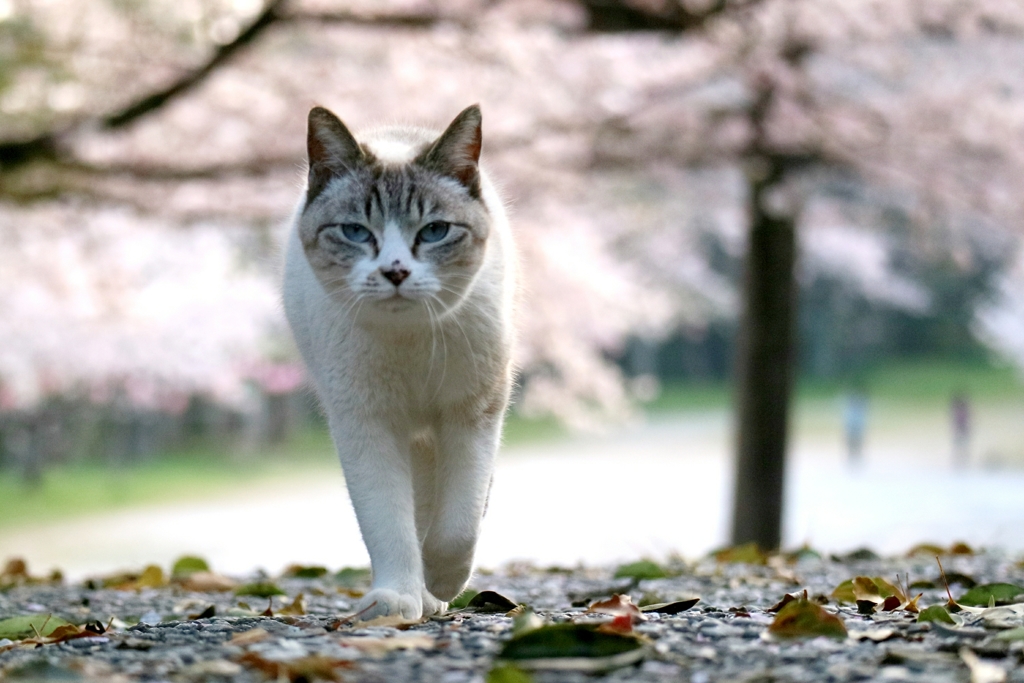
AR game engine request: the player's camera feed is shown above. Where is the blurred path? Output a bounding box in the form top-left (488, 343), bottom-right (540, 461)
top-left (2, 412), bottom-right (1023, 579)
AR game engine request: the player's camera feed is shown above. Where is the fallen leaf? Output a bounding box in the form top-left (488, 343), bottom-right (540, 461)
top-left (960, 648), bottom-right (1007, 683)
top-left (138, 565), bottom-right (166, 588)
top-left (234, 582), bottom-right (286, 597)
top-left (450, 589), bottom-right (479, 609)
top-left (917, 604), bottom-right (959, 625)
top-left (171, 556), bottom-right (211, 579)
top-left (712, 543), bottom-right (767, 565)
top-left (586, 594), bottom-right (643, 625)
top-left (344, 633), bottom-right (434, 655)
top-left (908, 543), bottom-right (947, 557)
top-left (836, 548), bottom-right (879, 562)
top-left (993, 627), bottom-right (1024, 642)
top-left (512, 609), bottom-right (546, 636)
top-left (228, 628), bottom-right (271, 646)
top-left (768, 593), bottom-right (800, 613)
top-left (236, 652), bottom-right (352, 682)
top-left (850, 628), bottom-right (896, 642)
top-left (613, 560), bottom-right (669, 580)
top-left (640, 598), bottom-right (700, 615)
top-left (958, 583), bottom-right (1024, 607)
top-left (0, 614), bottom-right (75, 640)
top-left (782, 545), bottom-right (822, 563)
top-left (279, 593), bottom-right (307, 616)
top-left (467, 590), bottom-right (518, 613)
top-left (334, 567), bottom-right (371, 588)
top-left (767, 598), bottom-right (847, 640)
top-left (950, 542), bottom-right (975, 555)
top-left (487, 664), bottom-right (535, 683)
top-left (283, 565), bottom-right (329, 579)
top-left (0, 558), bottom-right (30, 588)
top-left (497, 623), bottom-right (645, 673)
top-left (187, 605), bottom-right (216, 620)
top-left (979, 605), bottom-right (1024, 629)
top-left (182, 571), bottom-right (237, 592)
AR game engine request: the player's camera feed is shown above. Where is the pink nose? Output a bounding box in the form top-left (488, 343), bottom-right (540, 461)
top-left (381, 266), bottom-right (410, 286)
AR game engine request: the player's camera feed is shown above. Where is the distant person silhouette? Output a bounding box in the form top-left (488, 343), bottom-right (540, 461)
top-left (843, 389), bottom-right (868, 465)
top-left (951, 391), bottom-right (971, 467)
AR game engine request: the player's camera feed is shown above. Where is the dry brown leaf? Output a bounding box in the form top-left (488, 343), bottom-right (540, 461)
top-left (182, 571), bottom-right (238, 592)
top-left (228, 628), bottom-right (271, 646)
top-left (279, 594), bottom-right (307, 616)
top-left (343, 633), bottom-right (434, 656)
top-left (236, 652), bottom-right (353, 682)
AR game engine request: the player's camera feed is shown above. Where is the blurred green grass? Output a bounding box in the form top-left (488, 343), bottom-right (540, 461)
top-left (1, 359), bottom-right (1020, 532)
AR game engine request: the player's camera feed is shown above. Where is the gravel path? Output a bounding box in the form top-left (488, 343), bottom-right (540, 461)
top-left (5, 414), bottom-right (1024, 581)
top-left (2, 551), bottom-right (1023, 682)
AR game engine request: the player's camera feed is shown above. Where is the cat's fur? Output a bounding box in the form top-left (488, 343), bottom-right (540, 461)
top-left (282, 105), bottom-right (516, 620)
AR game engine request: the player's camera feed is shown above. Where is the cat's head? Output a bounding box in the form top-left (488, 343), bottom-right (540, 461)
top-left (297, 104), bottom-right (492, 324)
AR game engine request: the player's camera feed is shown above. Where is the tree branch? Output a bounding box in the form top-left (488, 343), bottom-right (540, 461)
top-left (101, 0), bottom-right (288, 129)
top-left (575, 0), bottom-right (760, 32)
top-left (0, 1), bottom-right (452, 172)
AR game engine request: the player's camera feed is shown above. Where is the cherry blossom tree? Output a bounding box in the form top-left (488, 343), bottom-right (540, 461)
top-left (1, 0), bottom-right (1022, 547)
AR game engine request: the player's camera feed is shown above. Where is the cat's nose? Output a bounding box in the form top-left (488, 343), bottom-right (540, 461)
top-left (381, 264), bottom-right (410, 286)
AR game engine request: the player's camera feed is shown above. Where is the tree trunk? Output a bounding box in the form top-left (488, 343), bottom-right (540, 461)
top-left (730, 165), bottom-right (798, 550)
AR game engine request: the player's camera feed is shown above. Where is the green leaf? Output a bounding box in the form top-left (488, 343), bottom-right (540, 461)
top-left (0, 614), bottom-right (75, 640)
top-left (171, 556), bottom-right (210, 579)
top-left (613, 560), bottom-right (667, 580)
top-left (994, 627), bottom-right (1024, 642)
top-left (831, 579), bottom-right (856, 604)
top-left (958, 583), bottom-right (1024, 607)
top-left (334, 567), bottom-right (371, 588)
top-left (450, 589), bottom-right (479, 609)
top-left (234, 582), bottom-right (286, 597)
top-left (498, 623), bottom-right (645, 672)
top-left (768, 599), bottom-right (847, 640)
top-left (917, 605), bottom-right (956, 624)
top-left (487, 664), bottom-right (534, 683)
top-left (284, 565), bottom-right (328, 579)
top-left (712, 543), bottom-right (767, 565)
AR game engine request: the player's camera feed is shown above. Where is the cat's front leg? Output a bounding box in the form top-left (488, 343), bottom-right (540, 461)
top-left (330, 416), bottom-right (427, 620)
top-left (421, 416), bottom-right (502, 601)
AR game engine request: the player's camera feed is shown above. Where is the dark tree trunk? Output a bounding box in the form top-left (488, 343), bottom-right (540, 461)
top-left (730, 162), bottom-right (798, 550)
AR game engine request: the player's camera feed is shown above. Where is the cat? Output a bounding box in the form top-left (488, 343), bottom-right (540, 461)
top-left (282, 104), bottom-right (516, 620)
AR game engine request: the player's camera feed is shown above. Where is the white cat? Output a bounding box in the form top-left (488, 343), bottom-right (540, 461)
top-left (282, 105), bottom-right (516, 620)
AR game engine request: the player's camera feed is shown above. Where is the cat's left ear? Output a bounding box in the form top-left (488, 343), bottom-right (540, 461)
top-left (417, 104), bottom-right (482, 198)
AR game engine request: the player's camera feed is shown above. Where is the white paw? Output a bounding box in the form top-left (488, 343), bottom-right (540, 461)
top-left (355, 589), bottom-right (422, 620)
top-left (421, 590), bottom-right (448, 617)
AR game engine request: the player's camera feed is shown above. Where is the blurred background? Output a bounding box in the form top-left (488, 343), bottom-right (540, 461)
top-left (1, 0), bottom-right (1023, 578)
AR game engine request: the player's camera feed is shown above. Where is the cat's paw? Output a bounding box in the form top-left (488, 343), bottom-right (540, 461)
top-left (355, 589), bottom-right (421, 621)
top-left (424, 557), bottom-right (473, 602)
top-left (421, 590), bottom-right (447, 617)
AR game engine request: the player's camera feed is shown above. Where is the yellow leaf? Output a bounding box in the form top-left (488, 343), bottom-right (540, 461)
top-left (138, 565), bottom-right (166, 588)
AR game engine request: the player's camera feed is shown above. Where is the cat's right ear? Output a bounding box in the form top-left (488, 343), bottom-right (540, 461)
top-left (307, 107), bottom-right (364, 202)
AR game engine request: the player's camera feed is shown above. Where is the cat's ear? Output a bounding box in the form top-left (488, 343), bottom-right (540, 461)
top-left (307, 106), bottom-right (365, 202)
top-left (417, 104), bottom-right (482, 197)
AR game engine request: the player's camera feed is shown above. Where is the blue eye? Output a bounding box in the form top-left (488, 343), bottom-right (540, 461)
top-left (340, 223), bottom-right (373, 244)
top-left (418, 221), bottom-right (450, 244)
